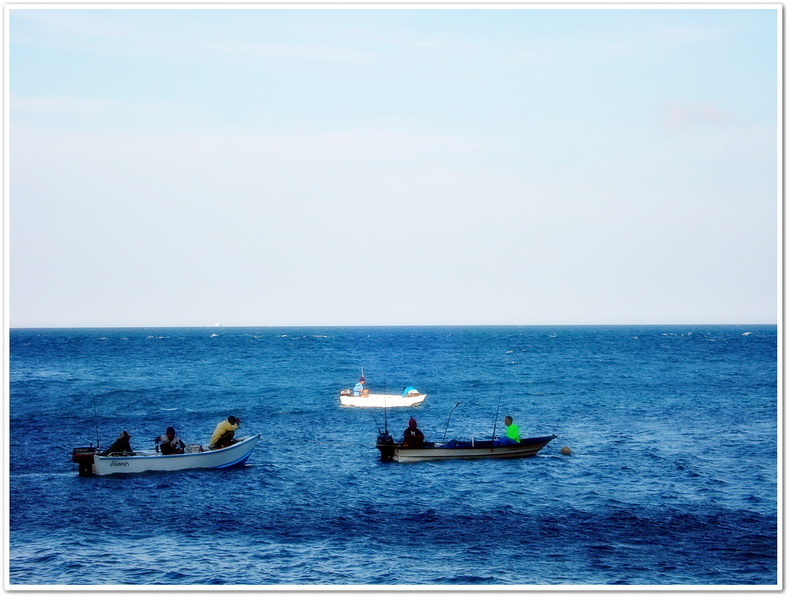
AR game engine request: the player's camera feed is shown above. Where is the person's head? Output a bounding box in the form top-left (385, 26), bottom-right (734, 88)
top-left (166, 426), bottom-right (176, 438)
top-left (120, 431), bottom-right (131, 439)
top-left (504, 416), bottom-right (513, 426)
top-left (228, 416), bottom-right (239, 425)
top-left (359, 377), bottom-right (365, 383)
top-left (408, 418), bottom-right (417, 430)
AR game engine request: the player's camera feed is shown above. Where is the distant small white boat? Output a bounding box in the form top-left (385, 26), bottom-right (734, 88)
top-left (339, 390), bottom-right (427, 408)
top-left (72, 435), bottom-right (261, 476)
top-left (341, 368), bottom-right (426, 408)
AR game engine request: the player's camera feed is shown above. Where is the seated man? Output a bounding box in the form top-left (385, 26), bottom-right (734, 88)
top-left (101, 431), bottom-right (134, 456)
top-left (402, 418), bottom-right (425, 448)
top-left (209, 416), bottom-right (240, 449)
top-left (495, 415), bottom-right (520, 446)
top-left (156, 426), bottom-right (186, 455)
top-left (353, 378), bottom-right (366, 397)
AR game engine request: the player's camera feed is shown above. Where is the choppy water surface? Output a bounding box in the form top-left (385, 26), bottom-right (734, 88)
top-left (8, 326), bottom-right (778, 586)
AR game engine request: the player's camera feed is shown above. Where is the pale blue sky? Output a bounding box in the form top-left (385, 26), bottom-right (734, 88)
top-left (8, 5), bottom-right (780, 327)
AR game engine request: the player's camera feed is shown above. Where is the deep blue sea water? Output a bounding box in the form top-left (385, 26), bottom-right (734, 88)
top-left (8, 325), bottom-right (778, 587)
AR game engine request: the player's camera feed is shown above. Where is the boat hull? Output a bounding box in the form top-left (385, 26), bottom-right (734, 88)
top-left (340, 393), bottom-right (426, 408)
top-left (379, 435), bottom-right (557, 462)
top-left (91, 435), bottom-right (261, 475)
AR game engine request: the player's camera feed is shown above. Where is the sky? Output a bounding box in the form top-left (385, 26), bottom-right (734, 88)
top-left (7, 4), bottom-right (780, 327)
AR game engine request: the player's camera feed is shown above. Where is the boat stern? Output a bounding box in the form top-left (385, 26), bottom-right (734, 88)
top-left (376, 432), bottom-right (396, 462)
top-left (71, 446), bottom-right (97, 476)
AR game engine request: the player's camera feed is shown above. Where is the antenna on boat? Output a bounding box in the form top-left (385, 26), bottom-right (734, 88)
top-left (442, 401), bottom-right (461, 442)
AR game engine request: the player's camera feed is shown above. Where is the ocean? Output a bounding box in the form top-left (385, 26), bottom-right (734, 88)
top-left (7, 325), bottom-right (778, 587)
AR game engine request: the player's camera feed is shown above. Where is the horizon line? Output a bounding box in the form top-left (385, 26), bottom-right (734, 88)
top-left (7, 322), bottom-right (778, 330)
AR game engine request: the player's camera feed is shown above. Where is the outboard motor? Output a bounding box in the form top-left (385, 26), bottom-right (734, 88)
top-left (72, 445), bottom-right (97, 476)
top-left (376, 432), bottom-right (395, 462)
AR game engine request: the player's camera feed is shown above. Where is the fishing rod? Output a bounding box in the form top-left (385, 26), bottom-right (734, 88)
top-left (491, 394), bottom-right (502, 444)
top-left (383, 376), bottom-right (389, 434)
top-left (383, 396), bottom-right (389, 435)
top-left (375, 379), bottom-right (396, 462)
top-left (442, 401), bottom-right (461, 443)
top-left (93, 394), bottom-right (101, 449)
top-left (370, 408), bottom-right (383, 435)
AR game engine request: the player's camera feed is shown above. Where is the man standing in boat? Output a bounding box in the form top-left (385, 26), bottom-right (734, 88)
top-left (209, 416), bottom-right (240, 450)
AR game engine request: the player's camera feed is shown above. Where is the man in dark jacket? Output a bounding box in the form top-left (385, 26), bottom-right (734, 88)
top-left (101, 431), bottom-right (134, 456)
top-left (403, 418), bottom-right (425, 448)
top-left (156, 426), bottom-right (186, 454)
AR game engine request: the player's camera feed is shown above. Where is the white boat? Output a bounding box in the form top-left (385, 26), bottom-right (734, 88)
top-left (341, 368), bottom-right (426, 408)
top-left (376, 434), bottom-right (557, 462)
top-left (339, 390), bottom-right (426, 408)
top-left (71, 434), bottom-right (261, 476)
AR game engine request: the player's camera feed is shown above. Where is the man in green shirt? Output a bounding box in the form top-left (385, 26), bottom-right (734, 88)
top-left (500, 415), bottom-right (520, 445)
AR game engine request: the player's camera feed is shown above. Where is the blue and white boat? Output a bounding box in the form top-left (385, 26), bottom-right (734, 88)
top-left (71, 434), bottom-right (261, 475)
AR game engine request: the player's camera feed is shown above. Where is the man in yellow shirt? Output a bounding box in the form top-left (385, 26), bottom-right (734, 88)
top-left (209, 416), bottom-right (240, 449)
